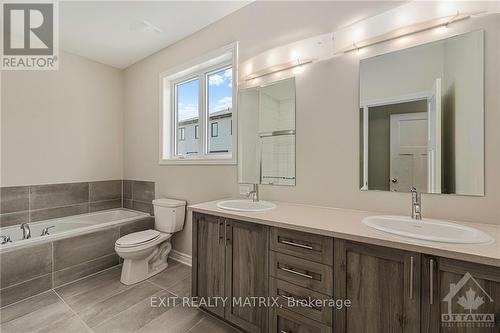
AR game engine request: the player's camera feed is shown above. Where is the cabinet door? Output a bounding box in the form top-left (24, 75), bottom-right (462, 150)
top-left (225, 219), bottom-right (269, 333)
top-left (421, 256), bottom-right (500, 333)
top-left (193, 213), bottom-right (225, 317)
top-left (334, 240), bottom-right (421, 333)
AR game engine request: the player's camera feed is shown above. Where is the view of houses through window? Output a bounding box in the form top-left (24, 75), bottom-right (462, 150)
top-left (175, 66), bottom-right (232, 156)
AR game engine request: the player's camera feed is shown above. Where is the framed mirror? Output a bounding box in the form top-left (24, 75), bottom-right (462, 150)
top-left (238, 78), bottom-right (296, 186)
top-left (359, 30), bottom-right (484, 195)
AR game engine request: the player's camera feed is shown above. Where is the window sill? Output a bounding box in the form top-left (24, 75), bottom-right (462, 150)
top-left (159, 157), bottom-right (236, 166)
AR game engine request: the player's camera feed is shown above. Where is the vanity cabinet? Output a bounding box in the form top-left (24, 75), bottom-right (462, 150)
top-left (333, 240), bottom-right (421, 333)
top-left (193, 213), bottom-right (226, 317)
top-left (421, 255), bottom-right (500, 333)
top-left (192, 210), bottom-right (500, 333)
top-left (192, 213), bottom-right (269, 333)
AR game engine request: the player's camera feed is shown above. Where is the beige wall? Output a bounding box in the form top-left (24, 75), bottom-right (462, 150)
top-left (1, 51), bottom-right (124, 186)
top-left (125, 7), bottom-right (499, 256)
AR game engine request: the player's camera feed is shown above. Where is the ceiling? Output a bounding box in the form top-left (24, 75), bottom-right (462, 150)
top-left (59, 1), bottom-right (403, 70)
top-left (59, 1), bottom-right (250, 69)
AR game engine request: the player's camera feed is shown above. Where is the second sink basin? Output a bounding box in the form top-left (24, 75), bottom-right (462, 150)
top-left (363, 216), bottom-right (493, 244)
top-left (217, 200), bottom-right (277, 212)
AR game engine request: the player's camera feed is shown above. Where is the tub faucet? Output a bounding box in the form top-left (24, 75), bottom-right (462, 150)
top-left (41, 226), bottom-right (55, 236)
top-left (0, 235), bottom-right (11, 244)
top-left (410, 187), bottom-right (422, 221)
top-left (20, 223), bottom-right (31, 239)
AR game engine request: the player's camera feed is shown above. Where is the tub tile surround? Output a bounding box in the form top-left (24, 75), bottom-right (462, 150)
top-left (0, 262), bottom-right (238, 333)
top-left (123, 180), bottom-right (155, 215)
top-left (0, 179), bottom-right (155, 227)
top-left (0, 217), bottom-right (154, 307)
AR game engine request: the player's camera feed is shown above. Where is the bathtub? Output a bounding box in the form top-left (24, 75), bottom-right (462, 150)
top-left (0, 209), bottom-right (150, 251)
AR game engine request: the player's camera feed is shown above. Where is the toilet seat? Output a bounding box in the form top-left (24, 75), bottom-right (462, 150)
top-left (115, 229), bottom-right (170, 249)
top-left (116, 229), bottom-right (160, 247)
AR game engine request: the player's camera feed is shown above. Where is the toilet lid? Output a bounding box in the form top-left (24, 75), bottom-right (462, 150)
top-left (116, 229), bottom-right (161, 247)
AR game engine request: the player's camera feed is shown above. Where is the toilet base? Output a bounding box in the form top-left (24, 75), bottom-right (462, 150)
top-left (119, 241), bottom-right (172, 285)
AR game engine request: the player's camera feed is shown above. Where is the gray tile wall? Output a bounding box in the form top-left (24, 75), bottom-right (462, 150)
top-left (123, 180), bottom-right (155, 215)
top-left (0, 217), bottom-right (155, 307)
top-left (0, 180), bottom-right (155, 227)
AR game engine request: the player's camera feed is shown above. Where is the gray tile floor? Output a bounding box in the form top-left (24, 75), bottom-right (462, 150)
top-left (0, 261), bottom-right (240, 333)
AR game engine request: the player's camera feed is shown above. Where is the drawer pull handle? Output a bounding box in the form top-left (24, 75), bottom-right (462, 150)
top-left (281, 295), bottom-right (315, 309)
top-left (280, 239), bottom-right (313, 250)
top-left (280, 266), bottom-right (313, 279)
top-left (429, 258), bottom-right (435, 305)
top-left (409, 256), bottom-right (414, 300)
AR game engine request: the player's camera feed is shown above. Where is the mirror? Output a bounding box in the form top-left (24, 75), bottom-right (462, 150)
top-left (238, 78), bottom-right (296, 186)
top-left (359, 30), bottom-right (484, 195)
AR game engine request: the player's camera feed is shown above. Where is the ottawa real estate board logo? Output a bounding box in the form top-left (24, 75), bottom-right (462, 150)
top-left (2, 2), bottom-right (58, 70)
top-left (441, 272), bottom-right (495, 329)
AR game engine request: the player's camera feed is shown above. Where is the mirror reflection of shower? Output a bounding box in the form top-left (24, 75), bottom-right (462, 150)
top-left (238, 78), bottom-right (296, 186)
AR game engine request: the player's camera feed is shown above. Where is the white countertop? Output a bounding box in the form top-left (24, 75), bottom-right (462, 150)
top-left (189, 200), bottom-right (500, 267)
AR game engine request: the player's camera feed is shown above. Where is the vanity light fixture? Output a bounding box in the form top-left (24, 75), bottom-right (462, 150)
top-left (245, 58), bottom-right (315, 81)
top-left (339, 11), bottom-right (480, 54)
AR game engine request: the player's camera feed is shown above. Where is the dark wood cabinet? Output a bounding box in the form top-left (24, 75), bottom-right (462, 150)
top-left (192, 213), bottom-right (225, 317)
top-left (334, 240), bottom-right (421, 333)
top-left (193, 213), bottom-right (269, 333)
top-left (421, 255), bottom-right (500, 333)
top-left (193, 211), bottom-right (500, 333)
top-left (225, 219), bottom-right (269, 332)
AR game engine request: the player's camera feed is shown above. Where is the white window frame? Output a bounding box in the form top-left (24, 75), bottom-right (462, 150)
top-left (159, 42), bottom-right (238, 165)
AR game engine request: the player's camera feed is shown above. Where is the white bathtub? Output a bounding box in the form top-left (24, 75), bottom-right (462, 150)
top-left (0, 209), bottom-right (150, 251)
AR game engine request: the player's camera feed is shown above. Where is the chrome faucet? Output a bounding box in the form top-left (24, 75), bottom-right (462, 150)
top-left (41, 226), bottom-right (55, 236)
top-left (0, 235), bottom-right (11, 244)
top-left (410, 187), bottom-right (422, 220)
top-left (20, 223), bottom-right (31, 239)
top-left (247, 184), bottom-right (259, 202)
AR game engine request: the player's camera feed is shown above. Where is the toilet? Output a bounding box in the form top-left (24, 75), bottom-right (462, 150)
top-left (115, 198), bottom-right (186, 285)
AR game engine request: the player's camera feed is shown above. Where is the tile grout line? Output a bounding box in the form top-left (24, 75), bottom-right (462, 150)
top-left (83, 282), bottom-right (163, 331)
top-left (53, 289), bottom-right (95, 333)
top-left (53, 263), bottom-right (123, 290)
top-left (28, 185), bottom-right (32, 223)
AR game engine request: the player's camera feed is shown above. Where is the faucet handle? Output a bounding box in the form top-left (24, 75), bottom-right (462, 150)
top-left (41, 226), bottom-right (55, 236)
top-left (0, 235), bottom-right (11, 244)
top-left (409, 186), bottom-right (417, 193)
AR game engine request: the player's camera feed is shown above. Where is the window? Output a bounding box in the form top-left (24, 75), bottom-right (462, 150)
top-left (160, 43), bottom-right (237, 164)
top-left (211, 122), bottom-right (219, 137)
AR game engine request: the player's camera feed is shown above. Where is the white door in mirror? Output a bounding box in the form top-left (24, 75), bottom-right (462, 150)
top-left (363, 216), bottom-right (493, 244)
top-left (217, 200), bottom-right (276, 212)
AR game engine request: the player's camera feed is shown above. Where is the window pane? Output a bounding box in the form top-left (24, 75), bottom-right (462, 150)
top-left (176, 78), bottom-right (199, 155)
top-left (207, 67), bottom-right (232, 154)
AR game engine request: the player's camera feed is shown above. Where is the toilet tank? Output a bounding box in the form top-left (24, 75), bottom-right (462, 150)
top-left (152, 198), bottom-right (186, 233)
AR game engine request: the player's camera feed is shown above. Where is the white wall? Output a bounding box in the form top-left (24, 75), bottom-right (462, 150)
top-left (360, 42), bottom-right (444, 103)
top-left (1, 51), bottom-right (124, 186)
top-left (124, 8), bottom-right (499, 256)
top-left (443, 31), bottom-right (484, 195)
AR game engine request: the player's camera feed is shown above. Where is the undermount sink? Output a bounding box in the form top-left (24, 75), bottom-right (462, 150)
top-left (363, 216), bottom-right (493, 244)
top-left (217, 200), bottom-right (277, 212)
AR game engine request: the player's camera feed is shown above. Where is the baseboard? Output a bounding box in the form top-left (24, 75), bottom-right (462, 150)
top-left (169, 249), bottom-right (192, 266)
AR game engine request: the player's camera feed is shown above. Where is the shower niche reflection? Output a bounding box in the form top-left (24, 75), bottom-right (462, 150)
top-left (238, 78), bottom-right (296, 186)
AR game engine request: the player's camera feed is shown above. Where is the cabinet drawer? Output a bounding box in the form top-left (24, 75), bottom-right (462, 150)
top-left (270, 228), bottom-right (333, 265)
top-left (270, 251), bottom-right (333, 295)
top-left (272, 307), bottom-right (332, 333)
top-left (270, 277), bottom-right (332, 325)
